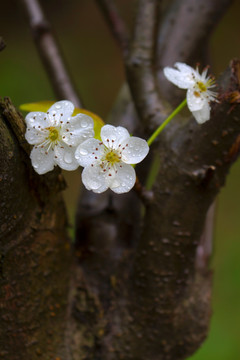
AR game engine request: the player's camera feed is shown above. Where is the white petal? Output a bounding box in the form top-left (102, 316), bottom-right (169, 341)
top-left (110, 163), bottom-right (136, 194)
top-left (187, 88), bottom-right (207, 111)
top-left (47, 100), bottom-right (74, 126)
top-left (175, 62), bottom-right (197, 76)
top-left (25, 127), bottom-right (47, 145)
top-left (25, 111), bottom-right (50, 128)
top-left (75, 138), bottom-right (105, 167)
top-left (81, 165), bottom-right (109, 193)
top-left (163, 66), bottom-right (195, 89)
top-left (54, 142), bottom-right (79, 171)
top-left (62, 114), bottom-right (94, 146)
top-left (121, 137), bottom-right (149, 164)
top-left (30, 146), bottom-right (55, 174)
top-left (101, 125), bottom-right (130, 149)
top-left (192, 102), bottom-right (211, 124)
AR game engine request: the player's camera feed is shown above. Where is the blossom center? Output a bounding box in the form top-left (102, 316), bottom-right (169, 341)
top-left (47, 127), bottom-right (60, 142)
top-left (105, 150), bottom-right (121, 165)
top-left (197, 81), bottom-right (207, 93)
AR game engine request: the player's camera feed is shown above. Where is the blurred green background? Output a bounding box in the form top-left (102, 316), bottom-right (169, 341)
top-left (1, 1), bottom-right (240, 358)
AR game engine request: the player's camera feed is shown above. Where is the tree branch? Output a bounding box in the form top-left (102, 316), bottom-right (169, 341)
top-left (95, 0), bottom-right (130, 58)
top-left (20, 0), bottom-right (83, 107)
top-left (108, 60), bottom-right (240, 360)
top-left (126, 0), bottom-right (167, 133)
top-left (0, 98), bottom-right (71, 359)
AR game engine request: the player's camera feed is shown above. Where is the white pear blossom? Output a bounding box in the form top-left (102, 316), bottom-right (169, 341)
top-left (75, 124), bottom-right (149, 194)
top-left (163, 62), bottom-right (218, 124)
top-left (25, 100), bottom-right (94, 174)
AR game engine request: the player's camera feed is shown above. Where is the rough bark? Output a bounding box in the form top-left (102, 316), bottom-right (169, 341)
top-left (0, 98), bottom-right (71, 360)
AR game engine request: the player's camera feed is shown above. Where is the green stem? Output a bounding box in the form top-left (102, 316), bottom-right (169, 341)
top-left (147, 98), bottom-right (187, 146)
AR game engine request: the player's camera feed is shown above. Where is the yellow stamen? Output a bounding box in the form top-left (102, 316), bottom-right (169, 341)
top-left (47, 127), bottom-right (59, 142)
top-left (105, 150), bottom-right (120, 165)
top-left (197, 81), bottom-right (207, 92)
top-left (197, 78), bottom-right (215, 93)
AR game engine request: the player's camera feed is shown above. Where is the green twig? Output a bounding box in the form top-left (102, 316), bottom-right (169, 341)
top-left (147, 98), bottom-right (187, 146)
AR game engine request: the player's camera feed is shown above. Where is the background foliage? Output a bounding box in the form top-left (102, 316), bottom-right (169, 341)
top-left (1, 1), bottom-right (240, 358)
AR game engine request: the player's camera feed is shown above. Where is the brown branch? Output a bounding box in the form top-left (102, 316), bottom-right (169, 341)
top-left (95, 0), bottom-right (130, 58)
top-left (20, 0), bottom-right (83, 107)
top-left (155, 0), bottom-right (234, 300)
top-left (0, 98), bottom-right (70, 359)
top-left (126, 0), bottom-right (167, 133)
top-left (107, 60), bottom-right (240, 359)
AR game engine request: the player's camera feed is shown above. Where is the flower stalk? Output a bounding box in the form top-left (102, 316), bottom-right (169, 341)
top-left (147, 98), bottom-right (187, 146)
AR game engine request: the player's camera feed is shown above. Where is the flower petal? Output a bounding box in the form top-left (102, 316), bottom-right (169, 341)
top-left (175, 62), bottom-right (197, 77)
top-left (187, 88), bottom-right (207, 111)
top-left (62, 114), bottom-right (94, 146)
top-left (121, 137), bottom-right (149, 164)
top-left (101, 125), bottom-right (130, 149)
top-left (54, 142), bottom-right (79, 171)
top-left (30, 146), bottom-right (55, 174)
top-left (25, 111), bottom-right (50, 128)
top-left (192, 102), bottom-right (210, 124)
top-left (75, 138), bottom-right (105, 167)
top-left (25, 127), bottom-right (47, 145)
top-left (81, 165), bottom-right (109, 193)
top-left (110, 163), bottom-right (136, 194)
top-left (47, 100), bottom-right (74, 126)
top-left (163, 64), bottom-right (195, 89)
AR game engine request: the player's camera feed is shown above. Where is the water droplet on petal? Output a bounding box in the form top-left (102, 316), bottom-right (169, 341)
top-left (64, 152), bottom-right (73, 164)
top-left (55, 104), bottom-right (61, 109)
top-left (79, 148), bottom-right (88, 155)
top-left (81, 119), bottom-right (89, 128)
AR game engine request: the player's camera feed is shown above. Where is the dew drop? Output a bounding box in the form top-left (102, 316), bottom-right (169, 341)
top-left (81, 119), bottom-right (89, 128)
top-left (64, 152), bottom-right (73, 164)
top-left (55, 104), bottom-right (61, 109)
top-left (79, 148), bottom-right (88, 155)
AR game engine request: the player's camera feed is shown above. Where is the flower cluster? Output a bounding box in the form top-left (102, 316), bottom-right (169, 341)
top-left (25, 62), bottom-right (217, 194)
top-left (163, 62), bottom-right (218, 124)
top-left (25, 101), bottom-right (149, 194)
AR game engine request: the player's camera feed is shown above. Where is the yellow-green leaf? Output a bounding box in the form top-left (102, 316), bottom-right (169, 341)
top-left (20, 101), bottom-right (105, 140)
